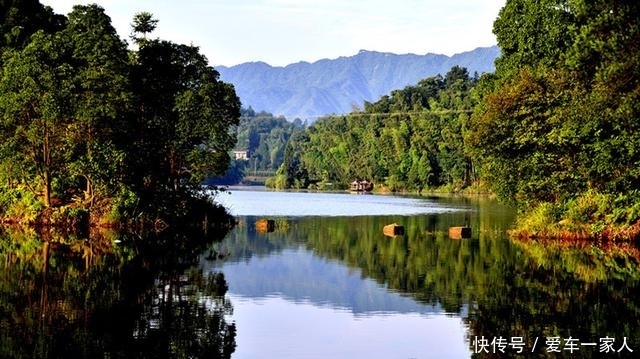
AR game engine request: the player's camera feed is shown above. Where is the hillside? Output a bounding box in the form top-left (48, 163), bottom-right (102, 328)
top-left (217, 46), bottom-right (499, 121)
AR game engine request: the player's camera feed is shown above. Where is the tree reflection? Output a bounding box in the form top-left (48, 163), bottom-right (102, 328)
top-left (0, 225), bottom-right (236, 359)
top-left (214, 200), bottom-right (640, 358)
top-left (466, 239), bottom-right (640, 358)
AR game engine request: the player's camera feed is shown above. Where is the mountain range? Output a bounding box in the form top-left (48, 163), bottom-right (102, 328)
top-left (217, 46), bottom-right (500, 121)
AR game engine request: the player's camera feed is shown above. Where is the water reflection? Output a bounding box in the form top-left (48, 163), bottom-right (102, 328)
top-left (469, 238), bottom-right (640, 358)
top-left (3, 191), bottom-right (640, 358)
top-left (228, 294), bottom-right (469, 359)
top-left (207, 194), bottom-right (640, 358)
top-left (0, 225), bottom-right (236, 359)
top-left (216, 189), bottom-right (466, 217)
top-left (219, 247), bottom-right (444, 315)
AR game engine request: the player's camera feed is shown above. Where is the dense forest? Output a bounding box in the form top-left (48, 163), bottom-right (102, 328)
top-left (0, 2), bottom-right (240, 225)
top-left (235, 108), bottom-right (303, 173)
top-left (269, 66), bottom-right (478, 191)
top-left (473, 0), bottom-right (640, 240)
top-left (271, 0), bottom-right (640, 241)
top-left (211, 108), bottom-right (303, 185)
top-left (2, 0), bottom-right (640, 241)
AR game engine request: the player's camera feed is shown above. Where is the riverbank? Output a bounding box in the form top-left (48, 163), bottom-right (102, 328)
top-left (238, 183), bottom-right (640, 242)
top-left (507, 191), bottom-right (640, 243)
top-left (415, 186), bottom-right (640, 243)
top-left (1, 192), bottom-right (236, 233)
top-left (510, 212), bottom-right (640, 243)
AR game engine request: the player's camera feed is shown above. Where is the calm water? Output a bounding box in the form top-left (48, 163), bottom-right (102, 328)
top-left (215, 187), bottom-right (464, 216)
top-left (210, 188), bottom-right (640, 358)
top-left (1, 188), bottom-right (640, 358)
top-left (213, 189), bottom-right (477, 358)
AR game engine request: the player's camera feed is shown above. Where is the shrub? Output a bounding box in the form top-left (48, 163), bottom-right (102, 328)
top-left (565, 190), bottom-right (612, 223)
top-left (109, 186), bottom-right (140, 221)
top-left (265, 174), bottom-right (287, 189)
top-left (514, 202), bottom-right (561, 237)
top-left (0, 186), bottom-right (44, 223)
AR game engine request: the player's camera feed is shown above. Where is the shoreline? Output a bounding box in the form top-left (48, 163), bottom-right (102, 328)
top-left (230, 184), bottom-right (640, 243)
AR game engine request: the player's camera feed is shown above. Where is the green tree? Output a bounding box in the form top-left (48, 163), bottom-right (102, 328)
top-left (470, 68), bottom-right (581, 205)
top-left (471, 0), bottom-right (640, 209)
top-left (0, 31), bottom-right (73, 207)
top-left (129, 38), bottom-right (241, 198)
top-left (0, 0), bottom-right (65, 50)
top-left (0, 5), bottom-right (133, 209)
top-left (493, 0), bottom-right (574, 76)
top-left (63, 4), bottom-right (132, 203)
top-left (130, 11), bottom-right (157, 43)
top-left (564, 1), bottom-right (640, 194)
top-left (275, 130), bottom-right (310, 189)
top-left (234, 109), bottom-right (299, 174)
top-left (0, 6), bottom-right (242, 222)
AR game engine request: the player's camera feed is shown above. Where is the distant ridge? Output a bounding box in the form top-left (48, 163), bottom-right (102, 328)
top-left (217, 46), bottom-right (500, 121)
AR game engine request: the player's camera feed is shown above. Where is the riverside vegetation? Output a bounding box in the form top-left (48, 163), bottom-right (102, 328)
top-left (2, 1), bottom-right (640, 242)
top-left (257, 0), bottom-right (640, 242)
top-left (0, 6), bottom-right (240, 357)
top-left (0, 3), bottom-right (240, 228)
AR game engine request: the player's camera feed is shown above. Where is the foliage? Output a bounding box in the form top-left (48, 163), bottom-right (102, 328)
top-left (213, 107), bottom-right (302, 185)
top-left (513, 190), bottom-right (640, 241)
top-left (62, 4), bottom-right (132, 203)
top-left (469, 68), bottom-right (584, 205)
top-left (472, 0), bottom-right (640, 204)
top-left (275, 66), bottom-right (478, 191)
top-left (0, 4), bottom-right (241, 224)
top-left (492, 0), bottom-right (574, 77)
top-left (0, 186), bottom-right (43, 223)
top-left (0, 0), bottom-right (65, 50)
top-left (235, 107), bottom-right (302, 171)
top-left (0, 30), bottom-right (73, 207)
top-left (273, 129), bottom-right (310, 189)
top-left (108, 185), bottom-right (140, 222)
top-left (128, 38), bottom-right (240, 200)
top-left (469, 0), bottom-right (640, 239)
top-left (130, 11), bottom-right (157, 42)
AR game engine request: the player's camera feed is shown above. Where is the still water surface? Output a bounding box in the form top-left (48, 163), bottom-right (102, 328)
top-left (213, 189), bottom-right (475, 358)
top-left (213, 188), bottom-right (640, 359)
top-left (2, 188), bottom-right (640, 358)
top-left (215, 187), bottom-right (463, 217)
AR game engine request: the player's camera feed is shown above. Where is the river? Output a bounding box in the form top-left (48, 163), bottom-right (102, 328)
top-left (1, 188), bottom-right (639, 358)
top-left (213, 189), bottom-right (481, 359)
top-left (209, 188), bottom-right (640, 358)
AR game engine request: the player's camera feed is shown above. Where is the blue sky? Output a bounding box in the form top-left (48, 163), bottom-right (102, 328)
top-left (41, 0), bottom-right (505, 67)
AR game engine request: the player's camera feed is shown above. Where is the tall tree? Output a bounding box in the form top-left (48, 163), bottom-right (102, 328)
top-left (130, 38), bottom-right (241, 196)
top-left (0, 31), bottom-right (72, 206)
top-left (492, 0), bottom-right (574, 77)
top-left (63, 4), bottom-right (132, 202)
top-left (470, 0), bottom-right (640, 207)
top-left (565, 1), bottom-right (640, 193)
top-left (0, 0), bottom-right (65, 50)
top-left (130, 11), bottom-right (157, 44)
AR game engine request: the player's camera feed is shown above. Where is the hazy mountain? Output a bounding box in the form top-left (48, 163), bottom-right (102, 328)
top-left (217, 46), bottom-right (500, 121)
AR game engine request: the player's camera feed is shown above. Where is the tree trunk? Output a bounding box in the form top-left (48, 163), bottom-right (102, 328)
top-left (43, 120), bottom-right (52, 207)
top-left (43, 169), bottom-right (51, 207)
top-left (84, 174), bottom-right (94, 207)
top-left (40, 241), bottom-right (50, 324)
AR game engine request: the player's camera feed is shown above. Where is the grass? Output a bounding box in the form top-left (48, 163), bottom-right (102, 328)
top-left (510, 190), bottom-right (640, 242)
